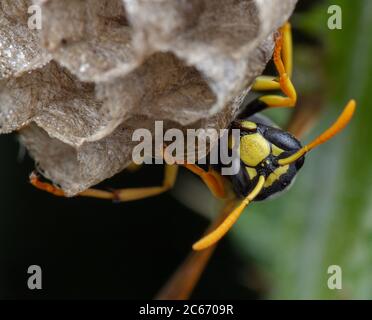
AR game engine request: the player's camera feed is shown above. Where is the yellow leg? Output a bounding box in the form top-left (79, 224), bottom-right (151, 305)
top-left (282, 22), bottom-right (293, 78)
top-left (31, 142), bottom-right (226, 202)
top-left (161, 144), bottom-right (226, 199)
top-left (30, 165), bottom-right (179, 202)
top-left (251, 75), bottom-right (280, 91)
top-left (182, 164), bottom-right (226, 199)
top-left (252, 22), bottom-right (297, 108)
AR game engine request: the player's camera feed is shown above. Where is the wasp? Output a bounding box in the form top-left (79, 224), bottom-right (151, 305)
top-left (30, 23), bottom-right (356, 251)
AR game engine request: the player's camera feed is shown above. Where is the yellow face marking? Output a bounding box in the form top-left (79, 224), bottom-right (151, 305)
top-left (240, 133), bottom-right (271, 167)
top-left (271, 144), bottom-right (284, 156)
top-left (240, 121), bottom-right (257, 130)
top-left (264, 165), bottom-right (289, 188)
top-left (246, 167), bottom-right (257, 180)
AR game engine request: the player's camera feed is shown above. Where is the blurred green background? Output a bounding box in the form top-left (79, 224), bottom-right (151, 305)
top-left (1, 0), bottom-right (371, 299)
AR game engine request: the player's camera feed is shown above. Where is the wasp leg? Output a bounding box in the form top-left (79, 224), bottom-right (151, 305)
top-left (252, 22), bottom-right (292, 90)
top-left (252, 22), bottom-right (297, 108)
top-left (182, 164), bottom-right (226, 199)
top-left (282, 21), bottom-right (293, 78)
top-left (30, 172), bottom-right (66, 197)
top-left (161, 145), bottom-right (226, 199)
top-left (30, 165), bottom-right (179, 202)
top-left (82, 164), bottom-right (178, 201)
top-left (251, 75), bottom-right (280, 91)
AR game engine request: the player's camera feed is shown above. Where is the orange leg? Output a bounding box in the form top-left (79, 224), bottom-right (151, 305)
top-left (31, 148), bottom-right (227, 202)
top-left (161, 145), bottom-right (227, 199)
top-left (30, 163), bottom-right (227, 202)
top-left (182, 164), bottom-right (226, 199)
top-left (252, 22), bottom-right (297, 108)
top-left (30, 165), bottom-right (178, 202)
top-left (30, 172), bottom-right (66, 197)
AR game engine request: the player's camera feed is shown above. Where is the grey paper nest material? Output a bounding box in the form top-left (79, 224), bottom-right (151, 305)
top-left (0, 0), bottom-right (297, 196)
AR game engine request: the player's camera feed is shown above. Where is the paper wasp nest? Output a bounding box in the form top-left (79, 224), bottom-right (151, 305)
top-left (0, 0), bottom-right (297, 196)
